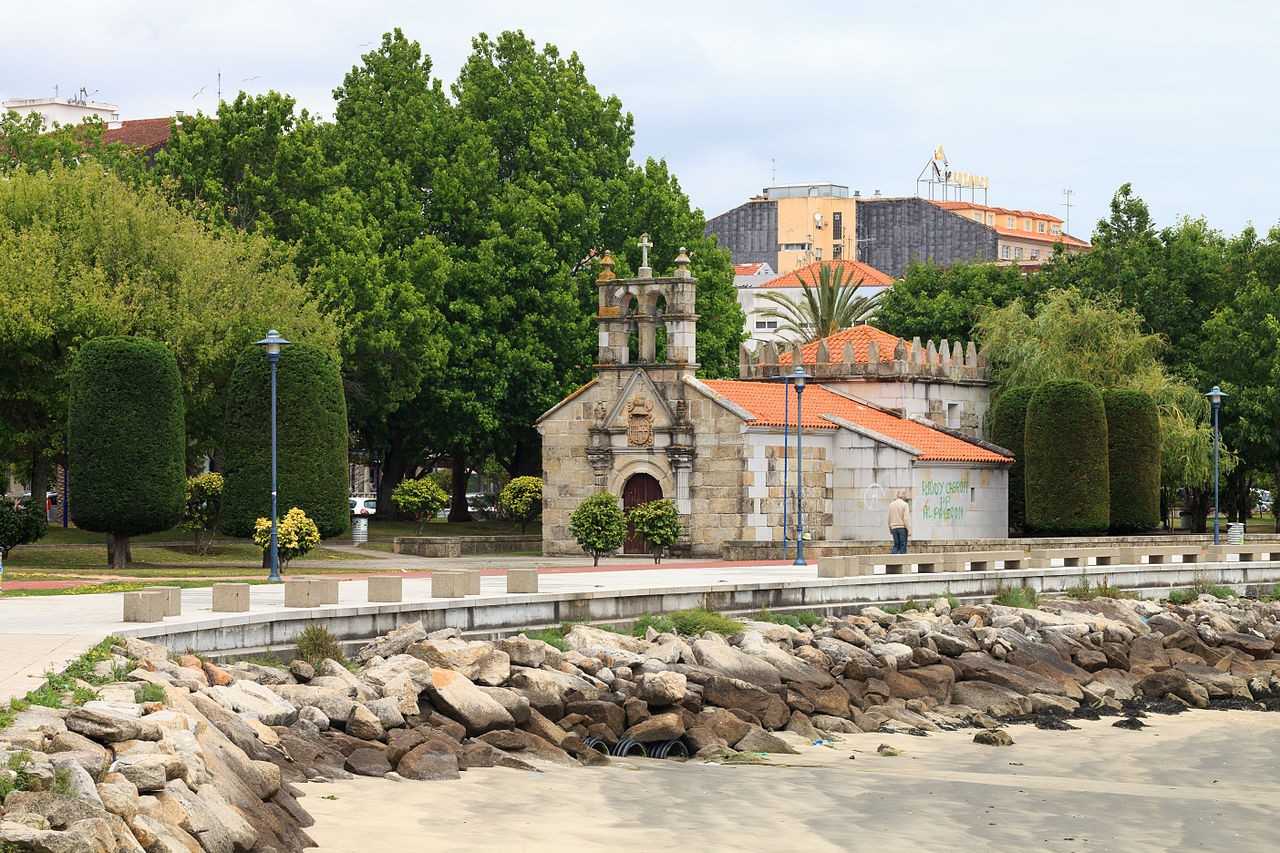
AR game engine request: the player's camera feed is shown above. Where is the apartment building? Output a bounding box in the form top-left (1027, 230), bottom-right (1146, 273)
top-left (706, 183), bottom-right (857, 273)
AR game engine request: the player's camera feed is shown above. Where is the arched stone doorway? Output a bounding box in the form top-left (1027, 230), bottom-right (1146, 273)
top-left (622, 472), bottom-right (663, 554)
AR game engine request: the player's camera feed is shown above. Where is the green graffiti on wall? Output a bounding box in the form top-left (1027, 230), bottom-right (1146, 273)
top-left (920, 475), bottom-right (970, 523)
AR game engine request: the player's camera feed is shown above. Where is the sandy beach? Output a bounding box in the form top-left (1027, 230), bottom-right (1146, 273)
top-left (301, 709), bottom-right (1280, 853)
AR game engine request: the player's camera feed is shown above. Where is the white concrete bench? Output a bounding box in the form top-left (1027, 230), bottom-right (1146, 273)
top-left (941, 550), bottom-right (1029, 571)
top-left (1205, 544), bottom-right (1276, 562)
top-left (853, 554), bottom-right (945, 574)
top-left (1136, 544), bottom-right (1202, 564)
top-left (1028, 547), bottom-right (1137, 568)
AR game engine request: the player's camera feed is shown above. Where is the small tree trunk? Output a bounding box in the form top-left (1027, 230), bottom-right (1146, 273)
top-left (28, 449), bottom-right (50, 516)
top-left (592, 550), bottom-right (600, 567)
top-left (377, 445), bottom-right (409, 518)
top-left (448, 455), bottom-right (472, 523)
top-left (107, 533), bottom-right (131, 569)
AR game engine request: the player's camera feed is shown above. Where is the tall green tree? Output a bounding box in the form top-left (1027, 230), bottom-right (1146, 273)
top-left (875, 261), bottom-right (1037, 342)
top-left (0, 164), bottom-right (338, 498)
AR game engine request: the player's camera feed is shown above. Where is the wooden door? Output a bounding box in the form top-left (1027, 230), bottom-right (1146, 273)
top-left (622, 473), bottom-right (663, 554)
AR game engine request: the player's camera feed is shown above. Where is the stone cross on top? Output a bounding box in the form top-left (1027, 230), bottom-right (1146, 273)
top-left (637, 232), bottom-right (653, 278)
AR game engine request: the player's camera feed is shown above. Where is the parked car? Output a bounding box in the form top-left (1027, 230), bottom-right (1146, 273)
top-left (349, 496), bottom-right (377, 517)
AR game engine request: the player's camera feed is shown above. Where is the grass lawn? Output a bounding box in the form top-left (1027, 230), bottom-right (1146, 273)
top-left (364, 518), bottom-right (529, 540)
top-left (4, 541), bottom-right (355, 577)
top-left (0, 578), bottom-right (275, 598)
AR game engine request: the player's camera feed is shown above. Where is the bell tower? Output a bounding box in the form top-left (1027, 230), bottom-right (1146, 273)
top-left (595, 235), bottom-right (698, 377)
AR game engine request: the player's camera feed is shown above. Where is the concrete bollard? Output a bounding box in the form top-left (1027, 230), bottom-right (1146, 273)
top-left (212, 583), bottom-right (250, 613)
top-left (310, 578), bottom-right (340, 605)
top-left (506, 568), bottom-right (539, 594)
top-left (817, 557), bottom-right (847, 578)
top-left (284, 580), bottom-right (312, 608)
top-left (145, 586), bottom-right (181, 617)
top-left (431, 571), bottom-right (467, 598)
top-left (284, 578), bottom-right (340, 608)
top-left (461, 569), bottom-right (481, 596)
top-left (123, 590), bottom-right (168, 623)
top-left (368, 575), bottom-right (403, 603)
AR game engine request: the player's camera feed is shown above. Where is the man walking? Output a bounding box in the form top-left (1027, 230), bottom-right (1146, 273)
top-left (888, 491), bottom-right (911, 554)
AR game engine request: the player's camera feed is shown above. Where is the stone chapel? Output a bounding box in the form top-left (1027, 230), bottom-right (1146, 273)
top-left (537, 241), bottom-right (1012, 558)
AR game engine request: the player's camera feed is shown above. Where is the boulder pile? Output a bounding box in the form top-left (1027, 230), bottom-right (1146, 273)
top-left (5, 591), bottom-right (1280, 850)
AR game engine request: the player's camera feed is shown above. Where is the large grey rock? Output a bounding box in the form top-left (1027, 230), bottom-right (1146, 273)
top-left (692, 640), bottom-right (781, 689)
top-left (345, 747), bottom-right (392, 777)
top-left (701, 676), bottom-right (789, 729)
top-left (397, 743), bottom-right (461, 781)
top-left (949, 681), bottom-right (1033, 717)
top-left (508, 667), bottom-right (601, 717)
top-left (477, 686), bottom-right (531, 725)
top-left (47, 731), bottom-right (111, 781)
top-left (423, 668), bottom-right (515, 735)
top-left (735, 727), bottom-right (799, 754)
top-left (65, 709), bottom-right (160, 744)
top-left (266, 684), bottom-right (356, 722)
top-left (316, 659), bottom-right (377, 700)
top-left (562, 624), bottom-right (651, 656)
top-left (736, 632), bottom-right (834, 687)
top-left (622, 712), bottom-right (684, 743)
top-left (355, 621), bottom-right (427, 662)
top-left (345, 704), bottom-right (386, 741)
top-left (205, 681), bottom-right (298, 726)
top-left (636, 671), bottom-right (687, 706)
top-left (498, 635), bottom-right (549, 668)
top-left (408, 639), bottom-right (511, 686)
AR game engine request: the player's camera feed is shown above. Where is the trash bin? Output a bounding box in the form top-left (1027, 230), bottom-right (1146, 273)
top-left (352, 516), bottom-right (369, 544)
top-left (1227, 522), bottom-right (1245, 545)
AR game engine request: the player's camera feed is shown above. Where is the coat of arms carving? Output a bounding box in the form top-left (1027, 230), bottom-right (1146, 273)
top-left (626, 397), bottom-right (655, 447)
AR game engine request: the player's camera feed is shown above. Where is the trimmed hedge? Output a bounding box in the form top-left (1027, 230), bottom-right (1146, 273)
top-left (68, 337), bottom-right (186, 537)
top-left (220, 344), bottom-right (349, 538)
top-left (989, 386), bottom-right (1036, 533)
top-left (1024, 379), bottom-right (1110, 534)
top-left (1103, 388), bottom-right (1161, 532)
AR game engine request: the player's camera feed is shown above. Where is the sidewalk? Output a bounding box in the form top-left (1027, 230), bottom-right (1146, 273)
top-left (0, 558), bottom-right (805, 704)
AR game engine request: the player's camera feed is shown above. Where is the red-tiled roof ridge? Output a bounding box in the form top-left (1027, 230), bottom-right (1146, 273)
top-left (734, 262), bottom-right (770, 276)
top-left (696, 378), bottom-right (1009, 464)
top-left (102, 117), bottom-right (173, 152)
top-left (930, 199), bottom-right (1091, 248)
top-left (761, 259), bottom-right (894, 288)
top-left (777, 324), bottom-right (907, 366)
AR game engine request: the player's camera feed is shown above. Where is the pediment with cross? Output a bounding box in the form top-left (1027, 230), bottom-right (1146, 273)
top-left (595, 369), bottom-right (677, 446)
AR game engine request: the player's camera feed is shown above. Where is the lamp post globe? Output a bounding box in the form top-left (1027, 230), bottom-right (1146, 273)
top-left (1204, 385), bottom-right (1227, 545)
top-left (255, 330), bottom-right (291, 582)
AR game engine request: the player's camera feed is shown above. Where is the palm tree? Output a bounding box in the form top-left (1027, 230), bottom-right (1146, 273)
top-left (756, 262), bottom-right (882, 344)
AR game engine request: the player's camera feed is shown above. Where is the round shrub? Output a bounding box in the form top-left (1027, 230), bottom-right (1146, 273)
top-left (1024, 379), bottom-right (1110, 534)
top-left (392, 477), bottom-right (449, 533)
top-left (68, 337), bottom-right (186, 566)
top-left (253, 506), bottom-right (321, 570)
top-left (568, 492), bottom-right (625, 566)
top-left (1103, 388), bottom-right (1161, 532)
top-left (498, 476), bottom-right (543, 533)
top-left (626, 498), bottom-right (681, 563)
top-left (220, 344), bottom-right (349, 538)
top-left (989, 386), bottom-right (1036, 533)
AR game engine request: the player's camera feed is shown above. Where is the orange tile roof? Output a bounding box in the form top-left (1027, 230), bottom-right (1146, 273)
top-left (931, 200), bottom-right (1091, 248)
top-left (734, 262), bottom-right (770, 276)
top-left (777, 324), bottom-right (907, 366)
top-left (102, 118), bottom-right (173, 152)
top-left (763, 259), bottom-right (894, 288)
top-left (701, 380), bottom-right (1009, 463)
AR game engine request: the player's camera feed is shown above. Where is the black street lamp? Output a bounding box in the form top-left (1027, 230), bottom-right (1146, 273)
top-left (1205, 385), bottom-right (1227, 545)
top-left (790, 365), bottom-right (811, 566)
top-left (255, 330), bottom-right (291, 582)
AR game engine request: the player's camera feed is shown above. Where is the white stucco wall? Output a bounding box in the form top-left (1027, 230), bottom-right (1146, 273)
top-left (910, 463), bottom-right (1008, 540)
top-left (828, 379), bottom-right (992, 440)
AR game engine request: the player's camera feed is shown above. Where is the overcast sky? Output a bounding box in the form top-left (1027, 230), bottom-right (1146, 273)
top-left (6, 1), bottom-right (1278, 238)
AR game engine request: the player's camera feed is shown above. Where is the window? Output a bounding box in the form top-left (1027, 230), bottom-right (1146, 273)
top-left (974, 212), bottom-right (984, 222)
top-left (832, 244), bottom-right (843, 259)
top-left (1037, 221), bottom-right (1047, 234)
top-left (1031, 248), bottom-right (1040, 260)
top-left (1013, 246), bottom-right (1024, 259)
top-left (814, 247), bottom-right (822, 260)
top-left (1001, 244), bottom-right (1011, 259)
top-left (946, 403), bottom-right (962, 428)
top-left (832, 211), bottom-right (843, 240)
top-left (755, 319), bottom-right (778, 330)
top-left (1051, 224), bottom-right (1061, 235)
top-left (780, 242), bottom-right (808, 251)
top-left (1022, 218), bottom-right (1031, 232)
top-left (987, 213), bottom-right (995, 226)
top-left (1006, 215), bottom-right (1015, 228)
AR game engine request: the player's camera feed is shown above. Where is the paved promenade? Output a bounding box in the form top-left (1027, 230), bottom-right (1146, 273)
top-left (0, 557), bottom-right (805, 703)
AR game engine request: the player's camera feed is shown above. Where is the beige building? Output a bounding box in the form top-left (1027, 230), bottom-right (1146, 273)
top-left (537, 244), bottom-right (1010, 558)
top-left (931, 201), bottom-right (1090, 267)
top-left (706, 183), bottom-right (858, 274)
